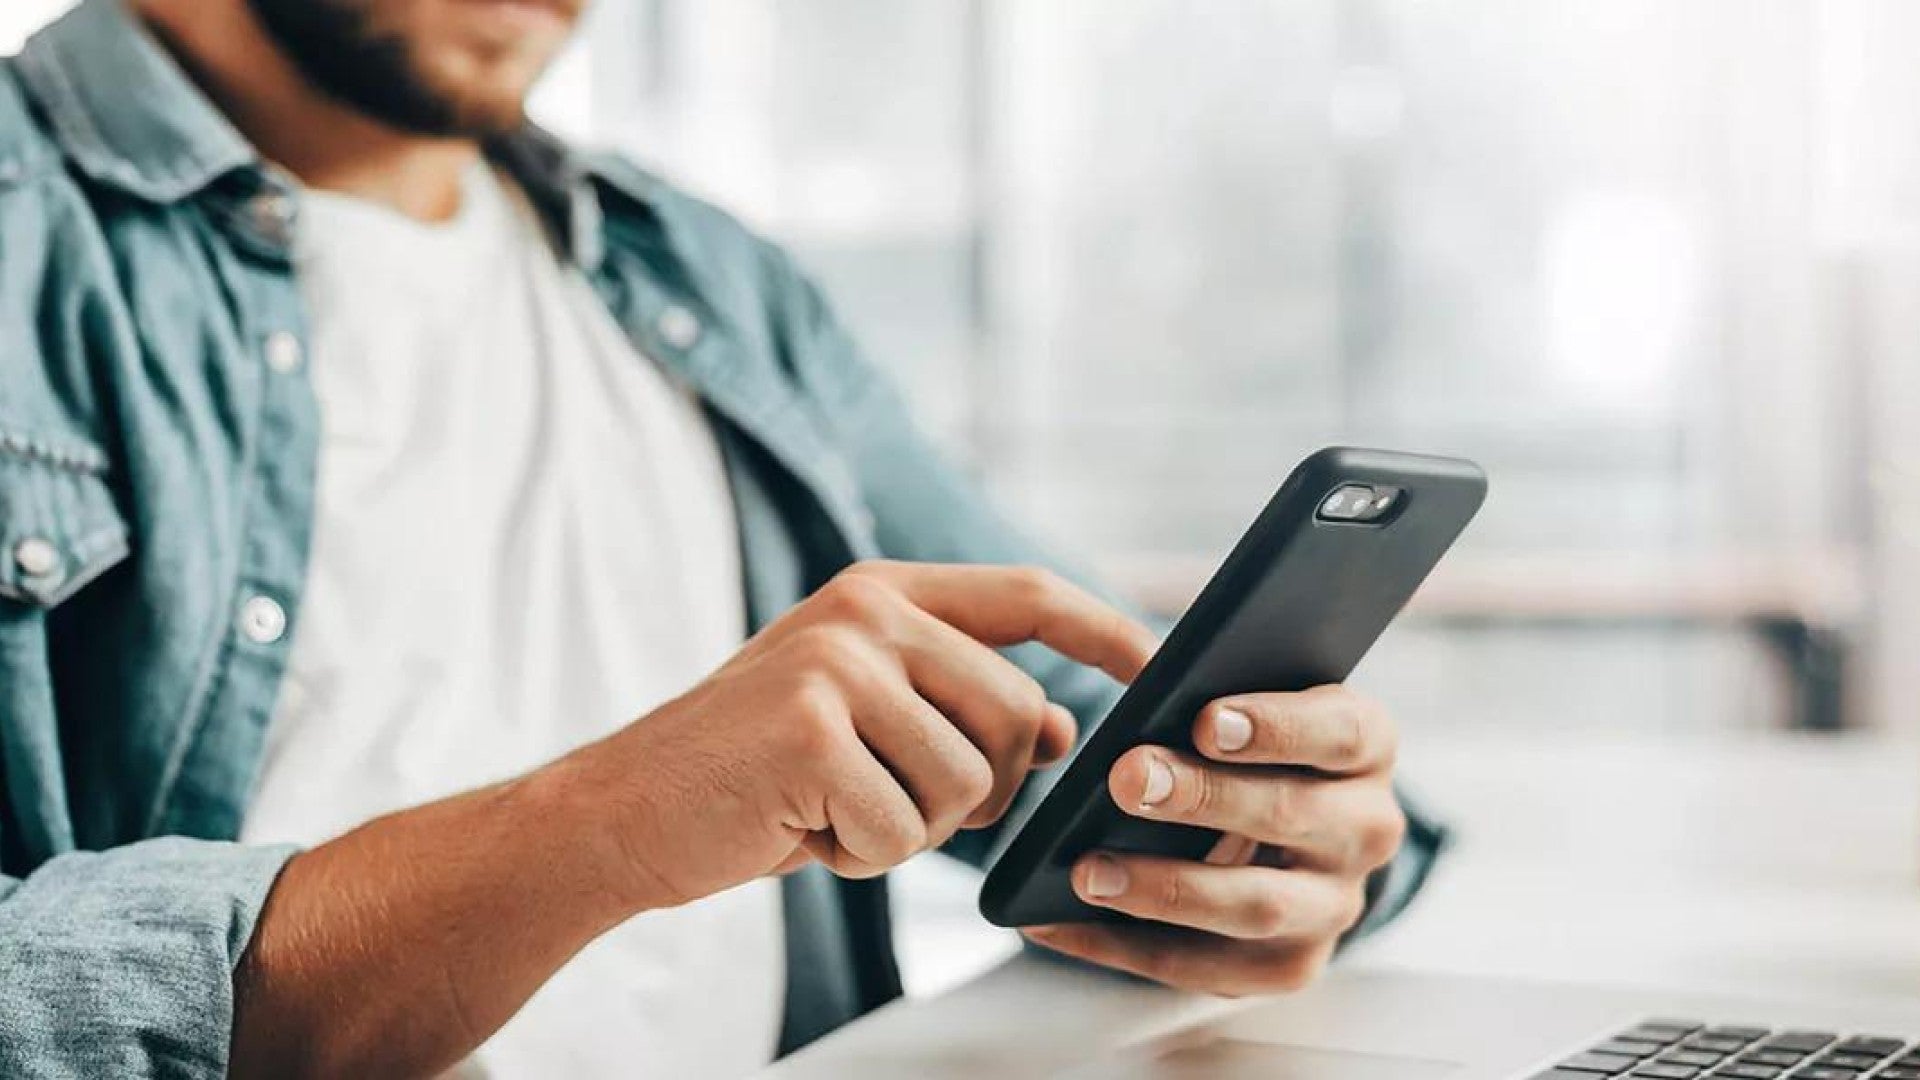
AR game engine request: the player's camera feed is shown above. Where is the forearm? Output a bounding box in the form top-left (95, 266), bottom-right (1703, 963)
top-left (229, 757), bottom-right (634, 1079)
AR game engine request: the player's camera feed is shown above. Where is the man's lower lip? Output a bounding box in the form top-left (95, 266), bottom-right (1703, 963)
top-left (463, 0), bottom-right (571, 31)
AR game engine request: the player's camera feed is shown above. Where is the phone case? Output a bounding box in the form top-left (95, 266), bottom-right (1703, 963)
top-left (978, 447), bottom-right (1487, 927)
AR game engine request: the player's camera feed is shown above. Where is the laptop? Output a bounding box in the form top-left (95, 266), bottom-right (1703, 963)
top-left (757, 957), bottom-right (1920, 1080)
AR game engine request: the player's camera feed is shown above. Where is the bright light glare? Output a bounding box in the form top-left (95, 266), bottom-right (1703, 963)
top-left (0, 0), bottom-right (74, 54)
top-left (1542, 190), bottom-right (1700, 412)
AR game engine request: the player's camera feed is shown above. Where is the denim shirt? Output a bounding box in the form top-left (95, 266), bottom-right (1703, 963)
top-left (0, 2), bottom-right (1446, 1075)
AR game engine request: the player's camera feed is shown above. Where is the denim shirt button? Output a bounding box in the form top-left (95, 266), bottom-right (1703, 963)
top-left (658, 305), bottom-right (702, 350)
top-left (13, 537), bottom-right (61, 580)
top-left (238, 595), bottom-right (288, 645)
top-left (264, 331), bottom-right (304, 374)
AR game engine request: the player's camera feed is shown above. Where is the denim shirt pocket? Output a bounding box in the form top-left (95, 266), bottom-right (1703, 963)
top-left (0, 434), bottom-right (131, 608)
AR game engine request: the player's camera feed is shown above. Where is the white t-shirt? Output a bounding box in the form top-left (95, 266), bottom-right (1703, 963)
top-left (239, 163), bottom-right (785, 1078)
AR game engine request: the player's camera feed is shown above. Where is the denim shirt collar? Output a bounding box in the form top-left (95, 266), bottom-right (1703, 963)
top-left (14, 0), bottom-right (253, 202)
top-left (15, 0), bottom-right (640, 270)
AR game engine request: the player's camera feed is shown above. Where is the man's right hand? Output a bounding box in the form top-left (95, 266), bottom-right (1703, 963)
top-left (560, 560), bottom-right (1159, 911)
top-left (232, 560), bottom-right (1155, 1078)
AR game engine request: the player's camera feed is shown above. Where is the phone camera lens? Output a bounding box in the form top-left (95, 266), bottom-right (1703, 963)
top-left (1320, 484), bottom-right (1376, 521)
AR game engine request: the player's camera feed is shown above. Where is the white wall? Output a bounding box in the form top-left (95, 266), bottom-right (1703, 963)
top-left (1, 0), bottom-right (74, 54)
top-left (1819, 1), bottom-right (1920, 739)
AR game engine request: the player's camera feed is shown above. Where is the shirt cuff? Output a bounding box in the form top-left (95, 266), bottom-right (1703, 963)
top-left (0, 837), bottom-right (298, 1079)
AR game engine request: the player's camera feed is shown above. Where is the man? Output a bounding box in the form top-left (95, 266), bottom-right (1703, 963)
top-left (0, 0), bottom-right (1443, 1076)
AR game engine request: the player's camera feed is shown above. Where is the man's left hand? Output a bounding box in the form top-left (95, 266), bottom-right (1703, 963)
top-left (1023, 685), bottom-right (1404, 997)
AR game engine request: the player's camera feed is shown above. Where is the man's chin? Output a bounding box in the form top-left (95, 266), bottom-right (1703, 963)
top-left (401, 44), bottom-right (561, 136)
top-left (244, 0), bottom-right (554, 141)
top-left (404, 82), bottom-right (532, 138)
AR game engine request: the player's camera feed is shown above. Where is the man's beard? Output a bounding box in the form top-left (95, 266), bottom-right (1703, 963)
top-left (245, 0), bottom-right (526, 138)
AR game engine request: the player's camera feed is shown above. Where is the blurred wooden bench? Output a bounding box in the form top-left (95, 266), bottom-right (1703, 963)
top-left (1104, 548), bottom-right (1866, 731)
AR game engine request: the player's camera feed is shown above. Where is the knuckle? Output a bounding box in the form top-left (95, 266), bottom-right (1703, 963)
top-left (1261, 704), bottom-right (1302, 760)
top-left (816, 570), bottom-right (899, 626)
top-left (789, 623), bottom-right (851, 665)
top-left (788, 673), bottom-right (847, 736)
top-left (1328, 702), bottom-right (1368, 769)
top-left (1155, 867), bottom-right (1186, 916)
top-left (793, 626), bottom-right (885, 686)
top-left (891, 813), bottom-right (931, 862)
top-left (1262, 780), bottom-right (1297, 839)
top-left (953, 752), bottom-right (996, 809)
top-left (981, 678), bottom-right (1051, 759)
top-left (840, 558), bottom-right (897, 580)
top-left (1181, 761), bottom-right (1216, 819)
top-left (1009, 565), bottom-right (1063, 608)
top-left (1359, 806), bottom-right (1408, 866)
top-left (1017, 678), bottom-right (1050, 721)
top-left (1273, 955), bottom-right (1321, 993)
top-left (1338, 885), bottom-right (1369, 931)
top-left (1009, 680), bottom-right (1051, 735)
top-left (1247, 889), bottom-right (1292, 939)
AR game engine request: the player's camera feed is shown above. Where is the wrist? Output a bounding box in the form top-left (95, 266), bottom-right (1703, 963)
top-left (516, 747), bottom-right (689, 920)
top-left (507, 756), bottom-right (657, 929)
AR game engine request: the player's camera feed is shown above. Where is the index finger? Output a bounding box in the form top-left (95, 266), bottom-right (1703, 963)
top-left (1194, 685), bottom-right (1396, 773)
top-left (848, 561), bottom-right (1157, 684)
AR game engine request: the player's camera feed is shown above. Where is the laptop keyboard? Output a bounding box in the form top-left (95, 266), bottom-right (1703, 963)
top-left (1532, 1020), bottom-right (1920, 1079)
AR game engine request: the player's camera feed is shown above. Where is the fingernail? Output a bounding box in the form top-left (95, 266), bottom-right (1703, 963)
top-left (1083, 855), bottom-right (1129, 899)
top-left (1213, 707), bottom-right (1253, 752)
top-left (1141, 756), bottom-right (1175, 807)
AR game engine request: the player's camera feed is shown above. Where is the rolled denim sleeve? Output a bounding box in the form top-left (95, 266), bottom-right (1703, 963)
top-left (760, 242), bottom-right (1447, 938)
top-left (1347, 785), bottom-right (1451, 941)
top-left (0, 838), bottom-right (296, 1079)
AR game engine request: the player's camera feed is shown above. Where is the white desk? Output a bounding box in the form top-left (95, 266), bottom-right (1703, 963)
top-left (846, 733), bottom-right (1920, 1074)
top-left (760, 956), bottom-right (1920, 1080)
top-left (1357, 733), bottom-right (1920, 1001)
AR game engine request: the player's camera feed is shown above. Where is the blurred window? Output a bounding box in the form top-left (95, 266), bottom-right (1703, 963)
top-left (569, 0), bottom-right (1883, 734)
top-left (7, 0), bottom-right (1902, 734)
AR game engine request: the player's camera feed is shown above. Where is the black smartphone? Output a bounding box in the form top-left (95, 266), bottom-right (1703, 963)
top-left (979, 446), bottom-right (1486, 928)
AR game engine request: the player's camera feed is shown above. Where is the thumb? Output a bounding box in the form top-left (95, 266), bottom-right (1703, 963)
top-left (771, 846), bottom-right (815, 877)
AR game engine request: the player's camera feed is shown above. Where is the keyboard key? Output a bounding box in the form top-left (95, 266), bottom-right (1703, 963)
top-left (1558, 1020), bottom-right (1915, 1080)
top-left (1591, 1040), bottom-right (1659, 1059)
top-left (1710, 1065), bottom-right (1779, 1079)
top-left (1619, 1030), bottom-right (1688, 1048)
top-left (1559, 1051), bottom-right (1642, 1073)
top-left (1659, 1050), bottom-right (1724, 1067)
top-left (1735, 1049), bottom-right (1805, 1067)
top-left (1628, 1021), bottom-right (1706, 1042)
top-left (1834, 1037), bottom-right (1906, 1057)
top-left (1764, 1032), bottom-right (1836, 1053)
top-left (1626, 1065), bottom-right (1699, 1079)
